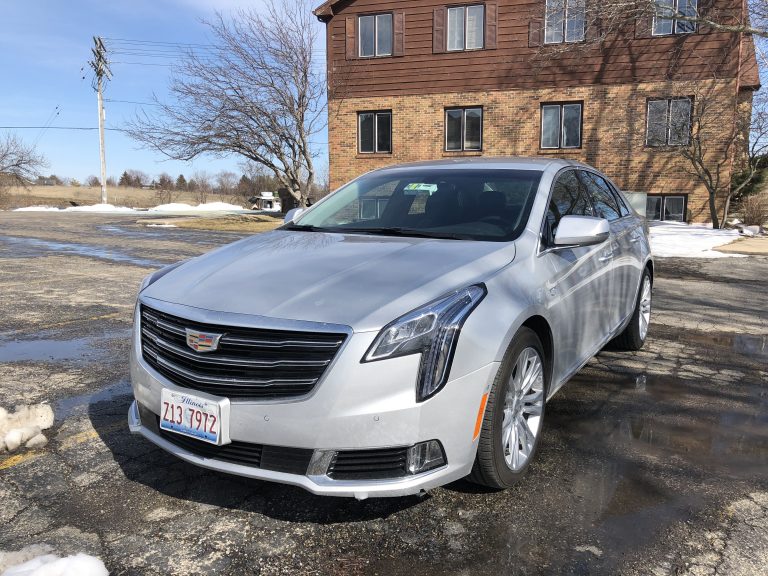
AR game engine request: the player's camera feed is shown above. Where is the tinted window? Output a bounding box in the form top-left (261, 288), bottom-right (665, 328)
top-left (544, 170), bottom-right (592, 244)
top-left (580, 171), bottom-right (621, 221)
top-left (293, 169), bottom-right (543, 242)
top-left (607, 182), bottom-right (631, 217)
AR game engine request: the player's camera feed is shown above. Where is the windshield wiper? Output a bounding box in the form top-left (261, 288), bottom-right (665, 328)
top-left (337, 227), bottom-right (469, 240)
top-left (281, 223), bottom-right (333, 232)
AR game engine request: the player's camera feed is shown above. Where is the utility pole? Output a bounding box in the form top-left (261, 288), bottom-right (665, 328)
top-left (89, 37), bottom-right (111, 204)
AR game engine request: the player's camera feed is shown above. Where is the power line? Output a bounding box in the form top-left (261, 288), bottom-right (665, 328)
top-left (104, 99), bottom-right (160, 106)
top-left (0, 126), bottom-right (125, 131)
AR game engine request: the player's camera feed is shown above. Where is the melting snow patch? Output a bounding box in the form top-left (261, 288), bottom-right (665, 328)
top-left (649, 222), bottom-right (745, 258)
top-left (0, 404), bottom-right (54, 454)
top-left (145, 223), bottom-right (177, 228)
top-left (12, 207), bottom-right (61, 212)
top-left (14, 201), bottom-right (245, 213)
top-left (0, 551), bottom-right (108, 576)
top-left (13, 204), bottom-right (136, 213)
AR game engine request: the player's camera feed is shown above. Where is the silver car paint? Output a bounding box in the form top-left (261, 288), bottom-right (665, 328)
top-left (129, 157), bottom-right (652, 498)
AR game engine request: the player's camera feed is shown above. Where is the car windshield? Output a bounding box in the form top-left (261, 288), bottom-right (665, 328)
top-left (288, 168), bottom-right (543, 242)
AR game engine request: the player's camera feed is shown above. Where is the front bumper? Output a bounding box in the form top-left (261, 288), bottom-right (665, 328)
top-left (128, 299), bottom-right (498, 498)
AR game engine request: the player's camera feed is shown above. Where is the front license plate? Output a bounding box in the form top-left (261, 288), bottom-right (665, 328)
top-left (160, 389), bottom-right (224, 445)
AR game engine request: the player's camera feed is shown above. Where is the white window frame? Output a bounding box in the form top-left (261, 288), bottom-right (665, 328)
top-left (445, 107), bottom-right (483, 152)
top-left (358, 111), bottom-right (392, 154)
top-left (544, 0), bottom-right (586, 45)
top-left (645, 97), bottom-right (692, 147)
top-left (540, 102), bottom-right (583, 149)
top-left (359, 13), bottom-right (393, 58)
top-left (652, 0), bottom-right (698, 37)
top-left (446, 5), bottom-right (485, 52)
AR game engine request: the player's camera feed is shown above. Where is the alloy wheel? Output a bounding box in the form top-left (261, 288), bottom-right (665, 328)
top-left (639, 276), bottom-right (652, 341)
top-left (501, 347), bottom-right (544, 471)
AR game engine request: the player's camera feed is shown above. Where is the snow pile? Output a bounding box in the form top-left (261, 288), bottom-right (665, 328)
top-left (61, 204), bottom-right (136, 213)
top-left (13, 205), bottom-right (137, 213)
top-left (148, 201), bottom-right (245, 212)
top-left (12, 207), bottom-right (62, 212)
top-left (0, 404), bottom-right (54, 453)
top-left (145, 223), bottom-right (177, 228)
top-left (14, 201), bottom-right (246, 213)
top-left (649, 222), bottom-right (745, 258)
top-left (0, 550), bottom-right (108, 576)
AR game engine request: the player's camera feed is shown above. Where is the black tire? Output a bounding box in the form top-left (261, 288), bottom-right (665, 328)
top-left (469, 327), bottom-right (548, 489)
top-left (610, 269), bottom-right (652, 351)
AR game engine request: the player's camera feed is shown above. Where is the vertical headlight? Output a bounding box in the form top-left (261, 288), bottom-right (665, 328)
top-left (362, 285), bottom-right (486, 402)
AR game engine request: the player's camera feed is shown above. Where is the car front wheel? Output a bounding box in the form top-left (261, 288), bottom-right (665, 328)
top-left (469, 327), bottom-right (547, 489)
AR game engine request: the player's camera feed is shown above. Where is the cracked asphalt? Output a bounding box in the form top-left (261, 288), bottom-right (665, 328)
top-left (0, 212), bottom-right (766, 575)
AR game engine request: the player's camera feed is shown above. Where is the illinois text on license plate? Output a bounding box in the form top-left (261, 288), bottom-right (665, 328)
top-left (160, 389), bottom-right (223, 445)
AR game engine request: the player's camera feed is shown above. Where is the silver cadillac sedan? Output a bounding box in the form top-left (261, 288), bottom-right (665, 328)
top-left (128, 158), bottom-right (652, 499)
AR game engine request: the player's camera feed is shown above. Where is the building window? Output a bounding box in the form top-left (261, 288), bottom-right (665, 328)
top-left (358, 111), bottom-right (392, 153)
top-left (359, 14), bottom-right (393, 57)
top-left (544, 0), bottom-right (586, 44)
top-left (653, 0), bottom-right (697, 36)
top-left (646, 98), bottom-right (692, 146)
top-left (445, 107), bottom-right (483, 151)
top-left (541, 103), bottom-right (582, 149)
top-left (646, 194), bottom-right (687, 221)
top-left (447, 5), bottom-right (485, 51)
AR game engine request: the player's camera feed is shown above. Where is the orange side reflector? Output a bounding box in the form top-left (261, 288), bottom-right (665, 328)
top-left (473, 392), bottom-right (489, 441)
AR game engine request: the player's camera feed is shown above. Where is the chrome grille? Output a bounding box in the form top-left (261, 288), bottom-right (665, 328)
top-left (140, 305), bottom-right (346, 399)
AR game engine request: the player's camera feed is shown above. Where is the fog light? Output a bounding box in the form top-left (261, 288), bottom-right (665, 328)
top-left (406, 440), bottom-right (446, 475)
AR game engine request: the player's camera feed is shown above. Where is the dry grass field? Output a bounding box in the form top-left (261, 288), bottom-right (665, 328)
top-left (0, 185), bottom-right (241, 210)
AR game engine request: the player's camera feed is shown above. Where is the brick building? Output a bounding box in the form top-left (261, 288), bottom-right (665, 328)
top-left (314, 0), bottom-right (760, 222)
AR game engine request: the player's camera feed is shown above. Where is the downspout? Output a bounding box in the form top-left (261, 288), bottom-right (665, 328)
top-left (724, 0), bottom-right (747, 226)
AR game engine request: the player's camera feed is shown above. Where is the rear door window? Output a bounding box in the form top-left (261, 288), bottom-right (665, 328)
top-left (580, 171), bottom-right (622, 221)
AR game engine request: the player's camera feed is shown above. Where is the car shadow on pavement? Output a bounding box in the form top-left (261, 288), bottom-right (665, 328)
top-left (89, 394), bottom-right (425, 524)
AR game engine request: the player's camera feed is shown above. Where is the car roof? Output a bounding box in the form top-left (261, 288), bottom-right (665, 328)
top-left (368, 157), bottom-right (592, 175)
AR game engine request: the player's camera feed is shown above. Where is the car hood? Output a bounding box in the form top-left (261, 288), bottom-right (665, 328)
top-left (143, 230), bottom-right (515, 332)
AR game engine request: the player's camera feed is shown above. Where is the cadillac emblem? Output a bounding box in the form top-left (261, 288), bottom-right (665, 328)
top-left (185, 329), bottom-right (222, 353)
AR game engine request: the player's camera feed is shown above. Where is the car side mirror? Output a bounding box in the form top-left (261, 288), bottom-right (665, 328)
top-left (554, 216), bottom-right (610, 246)
top-left (284, 208), bottom-right (304, 223)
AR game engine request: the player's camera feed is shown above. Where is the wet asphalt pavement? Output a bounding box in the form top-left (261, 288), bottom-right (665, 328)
top-left (0, 212), bottom-right (766, 575)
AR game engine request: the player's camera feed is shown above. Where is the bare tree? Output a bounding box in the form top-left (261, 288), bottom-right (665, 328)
top-left (0, 133), bottom-right (47, 186)
top-left (127, 0), bottom-right (324, 207)
top-left (675, 85), bottom-right (768, 227)
top-left (215, 170), bottom-right (239, 196)
top-left (192, 170), bottom-right (212, 204)
top-left (0, 133), bottom-right (47, 207)
top-left (155, 172), bottom-right (178, 204)
top-left (86, 175), bottom-right (101, 187)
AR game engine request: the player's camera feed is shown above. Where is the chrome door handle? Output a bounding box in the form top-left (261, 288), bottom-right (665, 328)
top-left (598, 254), bottom-right (612, 262)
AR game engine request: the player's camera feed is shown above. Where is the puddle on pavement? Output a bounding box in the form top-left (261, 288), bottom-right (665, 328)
top-left (0, 330), bottom-right (130, 363)
top-left (54, 378), bottom-right (132, 422)
top-left (0, 235), bottom-right (163, 267)
top-left (561, 372), bottom-right (768, 477)
top-left (659, 328), bottom-right (768, 362)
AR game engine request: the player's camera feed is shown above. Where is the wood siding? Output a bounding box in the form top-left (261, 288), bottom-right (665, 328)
top-left (325, 0), bottom-right (746, 99)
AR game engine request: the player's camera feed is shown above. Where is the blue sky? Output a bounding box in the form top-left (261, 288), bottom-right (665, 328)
top-left (0, 0), bottom-right (328, 183)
